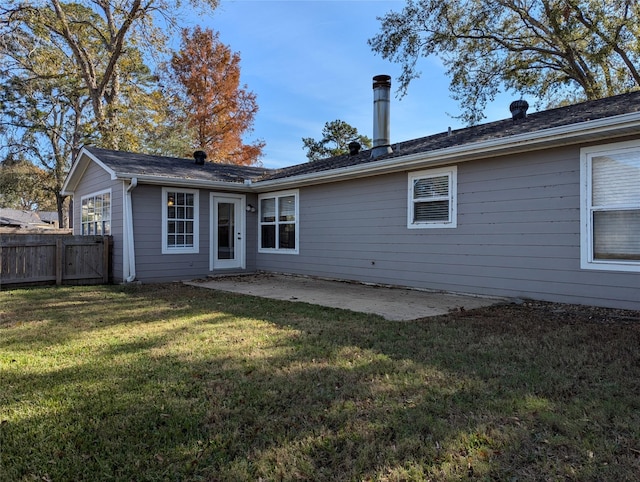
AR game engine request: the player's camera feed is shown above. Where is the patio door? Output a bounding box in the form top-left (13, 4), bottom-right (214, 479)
top-left (211, 194), bottom-right (245, 270)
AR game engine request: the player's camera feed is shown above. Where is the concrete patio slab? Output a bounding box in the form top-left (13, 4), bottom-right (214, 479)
top-left (185, 273), bottom-right (503, 321)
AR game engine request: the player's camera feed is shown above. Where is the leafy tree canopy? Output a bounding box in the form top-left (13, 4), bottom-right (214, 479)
top-left (369, 0), bottom-right (640, 124)
top-left (1, 1), bottom-right (167, 225)
top-left (167, 26), bottom-right (264, 165)
top-left (302, 120), bottom-right (372, 162)
top-left (0, 159), bottom-right (57, 211)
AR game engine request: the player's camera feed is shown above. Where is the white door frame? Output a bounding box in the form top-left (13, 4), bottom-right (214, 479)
top-left (210, 193), bottom-right (246, 270)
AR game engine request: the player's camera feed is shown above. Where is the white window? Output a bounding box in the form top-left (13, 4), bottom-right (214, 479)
top-left (81, 190), bottom-right (111, 235)
top-left (408, 166), bottom-right (457, 228)
top-left (258, 190), bottom-right (299, 254)
top-left (581, 141), bottom-right (640, 271)
top-left (162, 188), bottom-right (199, 254)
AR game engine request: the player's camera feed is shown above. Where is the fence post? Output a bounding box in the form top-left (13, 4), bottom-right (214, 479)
top-left (102, 236), bottom-right (109, 284)
top-left (56, 237), bottom-right (64, 285)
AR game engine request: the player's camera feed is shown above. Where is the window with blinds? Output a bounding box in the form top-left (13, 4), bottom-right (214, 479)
top-left (408, 167), bottom-right (457, 229)
top-left (259, 190), bottom-right (299, 253)
top-left (581, 142), bottom-right (640, 271)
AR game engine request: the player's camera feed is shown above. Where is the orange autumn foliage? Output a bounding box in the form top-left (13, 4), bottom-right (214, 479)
top-left (171, 27), bottom-right (264, 165)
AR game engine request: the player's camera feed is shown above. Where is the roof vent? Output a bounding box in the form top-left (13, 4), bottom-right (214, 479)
top-left (510, 99), bottom-right (529, 121)
top-left (193, 150), bottom-right (207, 165)
top-left (348, 141), bottom-right (361, 156)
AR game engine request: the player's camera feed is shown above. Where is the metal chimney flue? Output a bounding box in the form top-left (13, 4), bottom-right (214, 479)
top-left (371, 75), bottom-right (393, 159)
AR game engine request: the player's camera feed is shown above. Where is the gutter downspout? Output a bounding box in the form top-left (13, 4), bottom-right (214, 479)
top-left (124, 178), bottom-right (137, 282)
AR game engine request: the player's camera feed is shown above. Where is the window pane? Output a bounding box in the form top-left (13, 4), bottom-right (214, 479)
top-left (414, 200), bottom-right (449, 222)
top-left (593, 210), bottom-right (640, 260)
top-left (279, 224), bottom-right (296, 249)
top-left (185, 193), bottom-right (194, 206)
top-left (261, 225), bottom-right (276, 248)
top-left (592, 153), bottom-right (640, 206)
top-left (261, 198), bottom-right (276, 222)
top-left (414, 175), bottom-right (449, 199)
top-left (279, 196), bottom-right (296, 221)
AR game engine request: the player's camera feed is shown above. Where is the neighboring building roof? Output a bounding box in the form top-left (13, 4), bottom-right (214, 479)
top-left (0, 208), bottom-right (45, 228)
top-left (263, 90), bottom-right (640, 181)
top-left (38, 212), bottom-right (59, 224)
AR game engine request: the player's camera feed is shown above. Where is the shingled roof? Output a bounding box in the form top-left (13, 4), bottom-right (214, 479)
top-left (263, 90), bottom-right (640, 181)
top-left (84, 147), bottom-right (272, 183)
top-left (68, 90), bottom-right (640, 191)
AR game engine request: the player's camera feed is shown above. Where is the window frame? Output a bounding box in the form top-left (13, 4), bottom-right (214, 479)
top-left (407, 166), bottom-right (457, 229)
top-left (580, 140), bottom-right (640, 272)
top-left (80, 189), bottom-right (111, 235)
top-left (258, 189), bottom-right (299, 254)
top-left (162, 187), bottom-right (200, 254)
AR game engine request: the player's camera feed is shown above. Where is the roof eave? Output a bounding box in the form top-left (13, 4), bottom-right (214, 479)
top-left (113, 173), bottom-right (254, 192)
top-left (252, 111), bottom-right (640, 192)
top-left (62, 147), bottom-right (118, 195)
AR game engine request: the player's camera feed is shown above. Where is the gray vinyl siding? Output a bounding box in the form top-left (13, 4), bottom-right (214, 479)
top-left (130, 185), bottom-right (256, 282)
top-left (256, 145), bottom-right (639, 310)
top-left (71, 160), bottom-right (125, 282)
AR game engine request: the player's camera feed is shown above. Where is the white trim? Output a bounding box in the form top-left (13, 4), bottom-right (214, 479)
top-left (210, 193), bottom-right (246, 270)
top-left (580, 140), bottom-right (640, 272)
top-left (114, 173), bottom-right (252, 192)
top-left (62, 147), bottom-right (118, 194)
top-left (258, 189), bottom-right (299, 255)
top-left (161, 187), bottom-right (200, 254)
top-left (407, 166), bottom-right (457, 229)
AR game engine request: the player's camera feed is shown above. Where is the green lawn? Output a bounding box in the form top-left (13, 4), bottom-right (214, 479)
top-left (1, 283), bottom-right (639, 481)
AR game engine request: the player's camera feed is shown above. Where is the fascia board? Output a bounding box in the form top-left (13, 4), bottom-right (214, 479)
top-left (113, 173), bottom-right (254, 192)
top-left (252, 112), bottom-right (640, 192)
top-left (61, 147), bottom-right (118, 195)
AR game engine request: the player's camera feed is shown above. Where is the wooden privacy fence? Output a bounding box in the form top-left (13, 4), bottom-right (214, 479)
top-left (0, 234), bottom-right (112, 287)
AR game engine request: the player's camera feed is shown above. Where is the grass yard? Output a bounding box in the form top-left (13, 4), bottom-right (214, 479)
top-left (1, 283), bottom-right (639, 481)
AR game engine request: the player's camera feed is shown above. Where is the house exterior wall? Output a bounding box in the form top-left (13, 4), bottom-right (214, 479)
top-left (70, 160), bottom-right (125, 282)
top-left (256, 145), bottom-right (639, 310)
top-left (129, 185), bottom-right (256, 282)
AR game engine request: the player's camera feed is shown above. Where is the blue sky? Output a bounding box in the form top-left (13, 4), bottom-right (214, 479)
top-left (188, 0), bottom-right (519, 169)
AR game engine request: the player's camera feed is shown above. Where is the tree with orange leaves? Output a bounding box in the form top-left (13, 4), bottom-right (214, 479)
top-left (170, 27), bottom-right (264, 166)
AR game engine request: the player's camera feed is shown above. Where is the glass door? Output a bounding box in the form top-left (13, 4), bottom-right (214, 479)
top-left (212, 195), bottom-right (244, 270)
